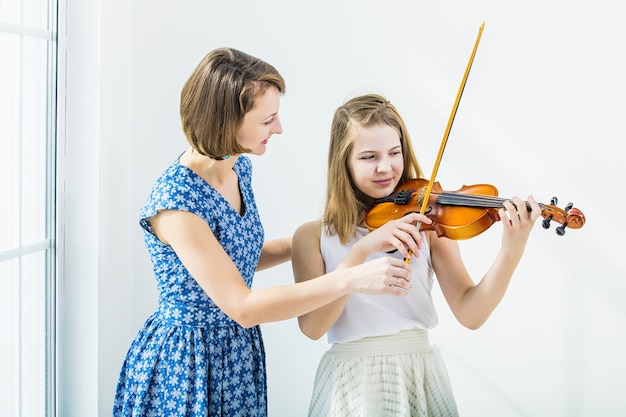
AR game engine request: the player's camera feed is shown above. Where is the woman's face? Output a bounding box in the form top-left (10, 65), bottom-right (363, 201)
top-left (348, 124), bottom-right (404, 200)
top-left (236, 86), bottom-right (283, 156)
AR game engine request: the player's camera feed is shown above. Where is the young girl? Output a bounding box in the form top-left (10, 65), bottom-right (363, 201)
top-left (292, 93), bottom-right (542, 416)
top-left (113, 50), bottom-right (418, 417)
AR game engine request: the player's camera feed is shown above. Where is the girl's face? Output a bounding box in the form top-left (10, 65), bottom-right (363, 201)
top-left (237, 86), bottom-right (283, 155)
top-left (348, 124), bottom-right (404, 200)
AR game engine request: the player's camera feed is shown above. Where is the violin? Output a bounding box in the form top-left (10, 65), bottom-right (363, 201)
top-left (363, 178), bottom-right (586, 240)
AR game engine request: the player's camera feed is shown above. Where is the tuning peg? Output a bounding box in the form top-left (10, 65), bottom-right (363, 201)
top-left (553, 202), bottom-right (575, 236)
top-left (542, 196), bottom-right (558, 229)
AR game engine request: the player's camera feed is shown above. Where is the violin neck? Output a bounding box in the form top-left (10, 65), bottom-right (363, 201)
top-left (438, 192), bottom-right (535, 211)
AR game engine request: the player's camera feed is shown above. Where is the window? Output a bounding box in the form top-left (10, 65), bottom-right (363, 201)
top-left (0, 0), bottom-right (58, 415)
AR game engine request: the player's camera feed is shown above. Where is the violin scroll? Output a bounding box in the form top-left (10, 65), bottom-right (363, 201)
top-left (540, 196), bottom-right (585, 236)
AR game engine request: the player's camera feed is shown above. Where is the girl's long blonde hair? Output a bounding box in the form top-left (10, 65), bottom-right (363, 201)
top-left (323, 94), bottom-right (424, 244)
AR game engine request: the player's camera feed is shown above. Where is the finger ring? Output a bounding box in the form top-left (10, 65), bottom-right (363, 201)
top-left (396, 277), bottom-right (400, 286)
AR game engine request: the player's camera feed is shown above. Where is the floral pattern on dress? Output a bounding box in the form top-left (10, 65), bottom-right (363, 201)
top-left (113, 155), bottom-right (266, 417)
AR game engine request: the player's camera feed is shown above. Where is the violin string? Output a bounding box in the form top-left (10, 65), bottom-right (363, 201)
top-left (438, 192), bottom-right (547, 211)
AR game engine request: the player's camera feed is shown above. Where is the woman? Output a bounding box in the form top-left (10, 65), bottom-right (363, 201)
top-left (292, 93), bottom-right (541, 416)
top-left (113, 50), bottom-right (417, 417)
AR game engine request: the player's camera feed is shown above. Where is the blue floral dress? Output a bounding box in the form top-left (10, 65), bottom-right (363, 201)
top-left (113, 155), bottom-right (267, 417)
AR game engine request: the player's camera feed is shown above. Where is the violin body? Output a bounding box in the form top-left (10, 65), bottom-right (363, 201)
top-left (364, 178), bottom-right (585, 239)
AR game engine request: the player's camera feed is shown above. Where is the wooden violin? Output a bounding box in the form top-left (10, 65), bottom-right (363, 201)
top-left (364, 178), bottom-right (586, 240)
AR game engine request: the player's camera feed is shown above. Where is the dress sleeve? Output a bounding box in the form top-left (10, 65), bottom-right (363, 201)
top-left (138, 165), bottom-right (205, 235)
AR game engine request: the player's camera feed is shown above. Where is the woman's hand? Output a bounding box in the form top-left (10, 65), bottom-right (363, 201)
top-left (343, 256), bottom-right (413, 296)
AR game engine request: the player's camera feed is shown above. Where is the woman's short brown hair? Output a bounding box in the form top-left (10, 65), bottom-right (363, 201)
top-left (180, 48), bottom-right (285, 158)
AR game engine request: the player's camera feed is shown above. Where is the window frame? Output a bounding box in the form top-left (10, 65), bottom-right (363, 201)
top-left (0, 0), bottom-right (58, 415)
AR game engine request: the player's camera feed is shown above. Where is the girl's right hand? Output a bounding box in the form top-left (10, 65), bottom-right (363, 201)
top-left (355, 212), bottom-right (432, 259)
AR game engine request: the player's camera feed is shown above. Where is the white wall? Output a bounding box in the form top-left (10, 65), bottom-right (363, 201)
top-left (61, 0), bottom-right (626, 416)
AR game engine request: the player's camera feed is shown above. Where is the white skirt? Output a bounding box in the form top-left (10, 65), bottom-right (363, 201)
top-left (308, 328), bottom-right (458, 417)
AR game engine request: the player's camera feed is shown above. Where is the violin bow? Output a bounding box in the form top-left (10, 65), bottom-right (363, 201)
top-left (406, 21), bottom-right (485, 264)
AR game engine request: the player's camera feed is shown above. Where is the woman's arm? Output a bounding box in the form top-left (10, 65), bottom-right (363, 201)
top-left (150, 209), bottom-right (412, 329)
top-left (257, 237), bottom-right (292, 271)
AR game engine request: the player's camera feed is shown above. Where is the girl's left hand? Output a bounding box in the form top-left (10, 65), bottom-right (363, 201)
top-left (499, 195), bottom-right (541, 253)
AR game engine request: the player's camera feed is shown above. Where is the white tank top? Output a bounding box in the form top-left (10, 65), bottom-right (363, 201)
top-left (322, 226), bottom-right (438, 344)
